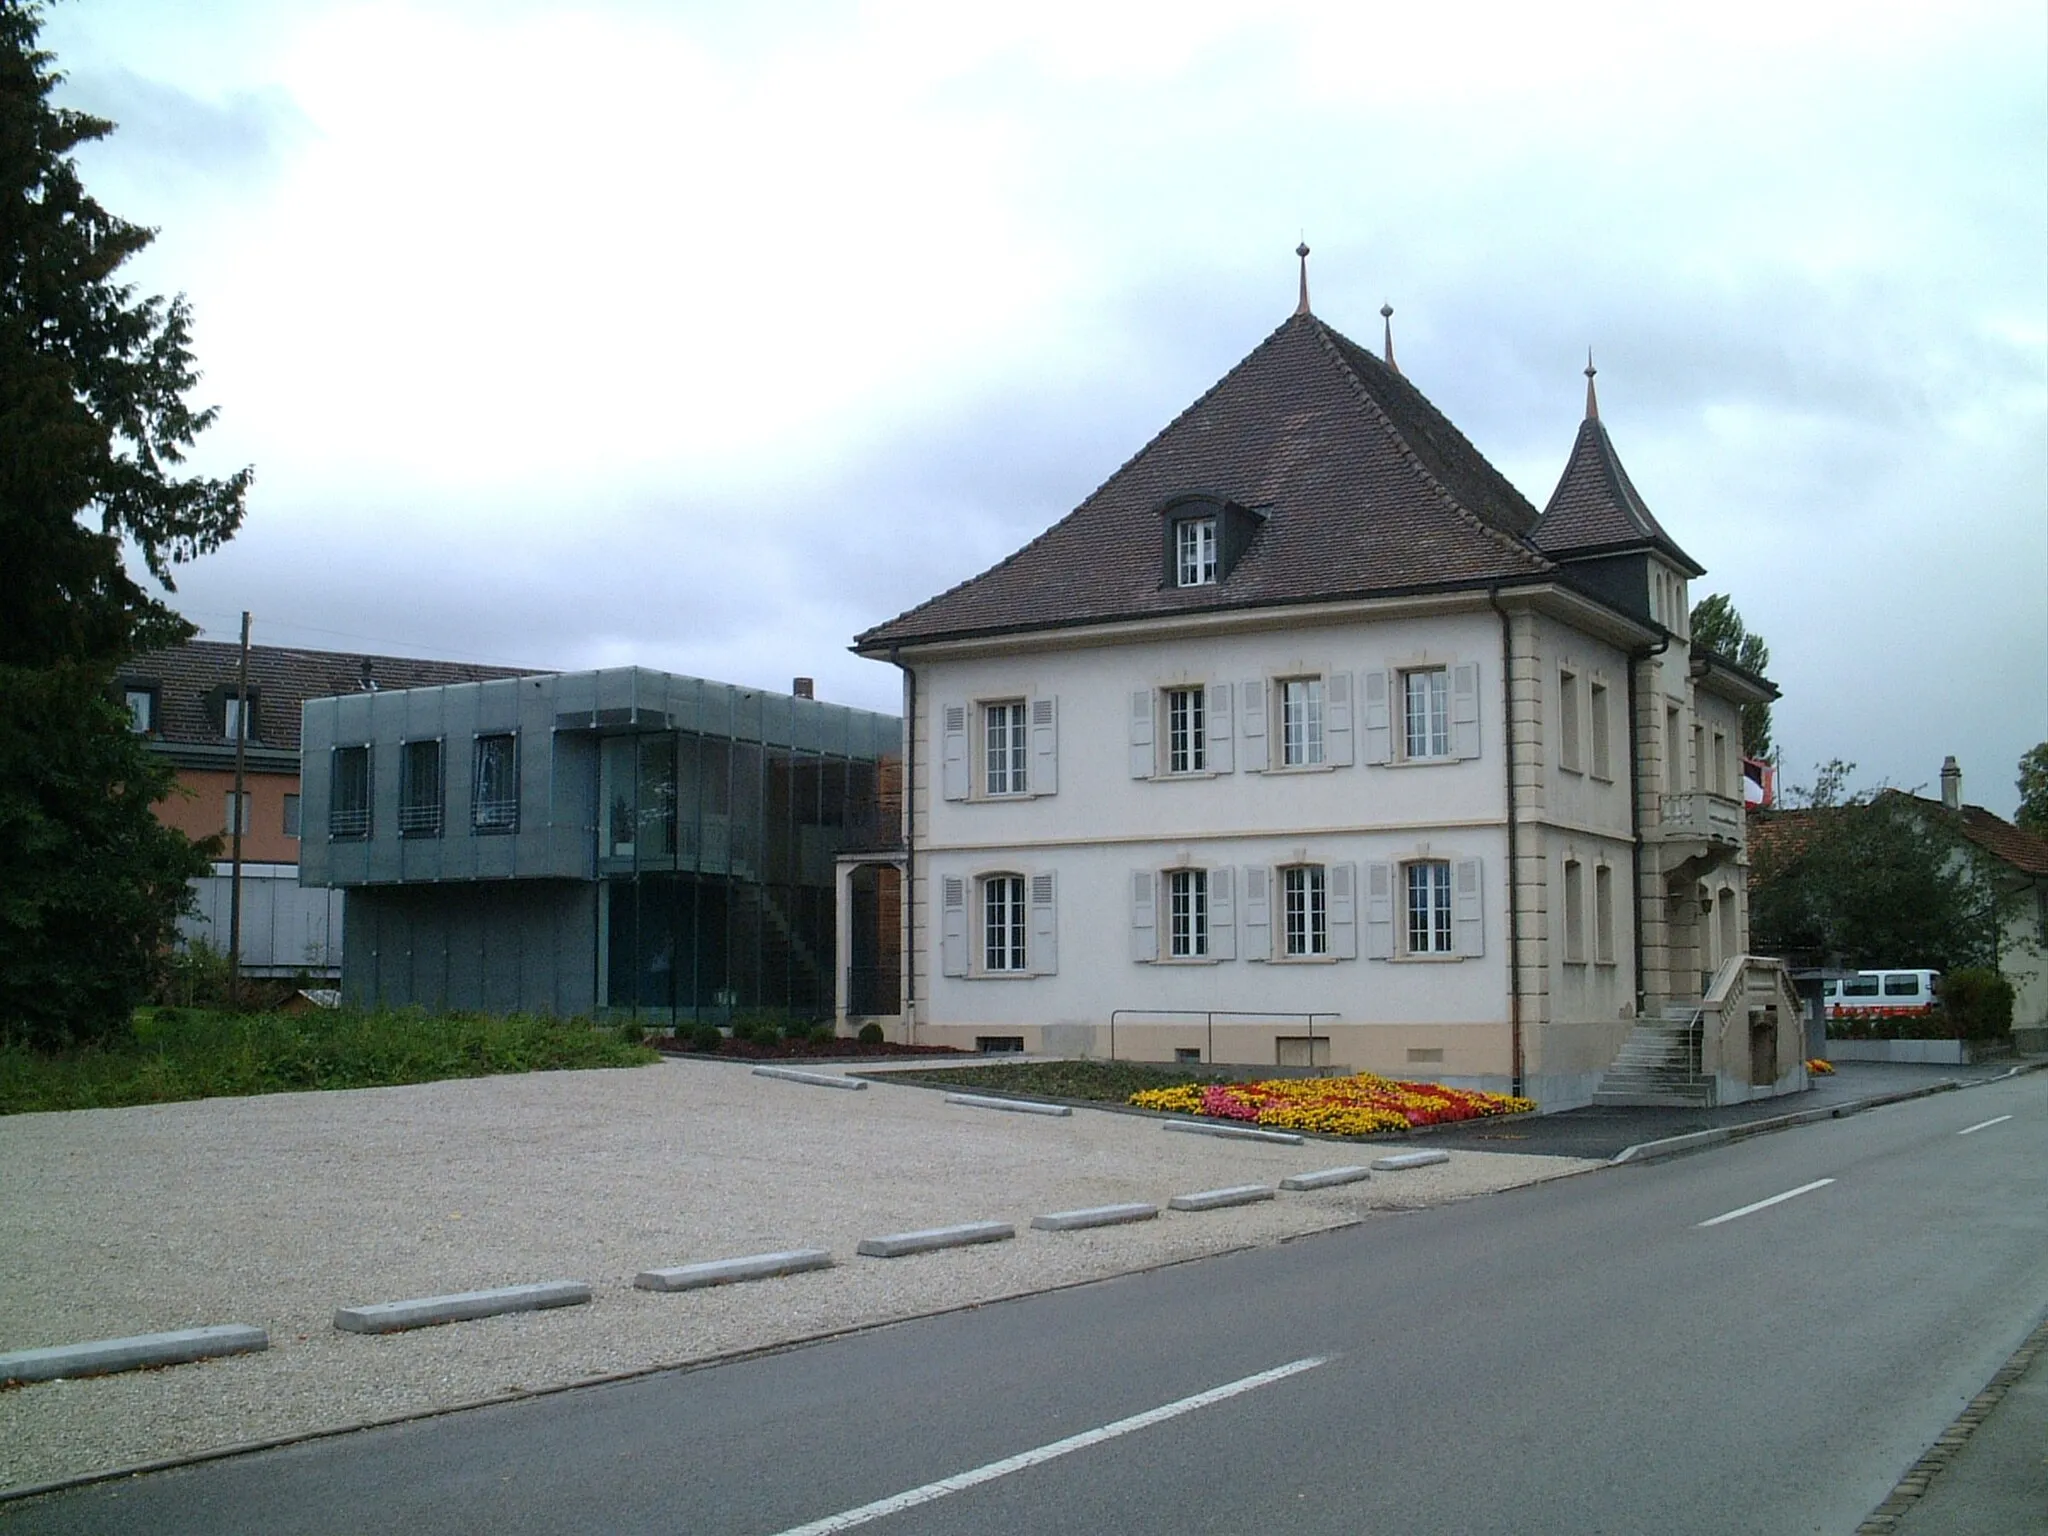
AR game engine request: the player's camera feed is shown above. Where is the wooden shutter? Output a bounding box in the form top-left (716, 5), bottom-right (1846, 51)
top-left (1365, 861), bottom-right (1395, 959)
top-left (1329, 862), bottom-right (1358, 960)
top-left (1206, 682), bottom-right (1233, 772)
top-left (1362, 670), bottom-right (1392, 765)
top-left (1130, 871), bottom-right (1157, 963)
top-left (1240, 679), bottom-right (1268, 771)
top-left (1242, 865), bottom-right (1270, 960)
top-left (1030, 695), bottom-right (1058, 795)
top-left (1208, 866), bottom-right (1235, 960)
top-left (1325, 670), bottom-right (1354, 767)
top-left (940, 704), bottom-right (968, 801)
top-left (1452, 663), bottom-right (1481, 760)
top-left (1454, 857), bottom-right (1485, 956)
top-left (1129, 689), bottom-right (1155, 778)
top-left (940, 875), bottom-right (967, 976)
top-left (1030, 871), bottom-right (1058, 975)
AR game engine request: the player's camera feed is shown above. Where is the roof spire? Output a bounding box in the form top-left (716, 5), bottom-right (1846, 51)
top-left (1584, 349), bottom-right (1599, 421)
top-left (1294, 242), bottom-right (1311, 316)
top-left (1381, 302), bottom-right (1399, 374)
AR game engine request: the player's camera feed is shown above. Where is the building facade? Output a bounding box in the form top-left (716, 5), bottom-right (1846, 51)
top-left (850, 298), bottom-right (1792, 1107)
top-left (299, 667), bottom-right (899, 1022)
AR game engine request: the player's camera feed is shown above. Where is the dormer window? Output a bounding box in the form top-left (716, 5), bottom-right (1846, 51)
top-left (1175, 516), bottom-right (1217, 586)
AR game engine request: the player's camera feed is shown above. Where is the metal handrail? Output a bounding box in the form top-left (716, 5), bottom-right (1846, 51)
top-left (1108, 1008), bottom-right (1342, 1068)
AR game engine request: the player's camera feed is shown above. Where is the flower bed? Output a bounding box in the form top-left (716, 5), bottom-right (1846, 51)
top-left (1805, 1058), bottom-right (1835, 1075)
top-left (1128, 1072), bottom-right (1535, 1137)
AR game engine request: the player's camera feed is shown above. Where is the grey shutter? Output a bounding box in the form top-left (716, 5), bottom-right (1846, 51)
top-left (1325, 670), bottom-right (1354, 767)
top-left (1454, 857), bottom-right (1485, 956)
top-left (940, 704), bottom-right (969, 801)
top-left (1362, 670), bottom-right (1392, 765)
top-left (1452, 663), bottom-right (1481, 760)
top-left (941, 875), bottom-right (967, 976)
top-left (1208, 866), bottom-right (1235, 960)
top-left (1240, 679), bottom-right (1268, 772)
top-left (1130, 871), bottom-right (1157, 963)
top-left (1365, 861), bottom-right (1395, 960)
top-left (1129, 689), bottom-right (1155, 778)
top-left (1030, 695), bottom-right (1058, 795)
top-left (1030, 871), bottom-right (1057, 975)
top-left (1329, 861), bottom-right (1358, 960)
top-left (1206, 682), bottom-right (1233, 772)
top-left (1242, 865), bottom-right (1270, 960)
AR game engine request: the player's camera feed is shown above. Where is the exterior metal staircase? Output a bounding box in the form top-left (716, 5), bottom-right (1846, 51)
top-left (1593, 1005), bottom-right (1717, 1106)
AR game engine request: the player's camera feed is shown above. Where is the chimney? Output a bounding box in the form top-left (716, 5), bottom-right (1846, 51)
top-left (1940, 755), bottom-right (1961, 811)
top-left (792, 677), bottom-right (814, 700)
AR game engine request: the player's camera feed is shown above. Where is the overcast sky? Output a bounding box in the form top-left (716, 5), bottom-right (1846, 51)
top-left (42, 0), bottom-right (2048, 815)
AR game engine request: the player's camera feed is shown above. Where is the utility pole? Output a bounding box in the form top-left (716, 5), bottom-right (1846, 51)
top-left (227, 611), bottom-right (251, 1011)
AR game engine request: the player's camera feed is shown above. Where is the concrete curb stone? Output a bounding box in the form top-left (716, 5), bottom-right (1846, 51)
top-left (856, 1222), bottom-right (1015, 1258)
top-left (1168, 1185), bottom-right (1275, 1212)
top-left (0, 1326), bottom-right (268, 1386)
top-left (634, 1250), bottom-right (835, 1292)
top-left (333, 1282), bottom-right (593, 1335)
top-left (1030, 1204), bottom-right (1159, 1232)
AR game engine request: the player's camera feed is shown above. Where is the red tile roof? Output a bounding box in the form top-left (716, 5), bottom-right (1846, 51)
top-left (855, 311), bottom-right (1560, 652)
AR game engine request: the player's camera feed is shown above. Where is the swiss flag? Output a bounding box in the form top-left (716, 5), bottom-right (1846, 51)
top-left (1743, 756), bottom-right (1775, 809)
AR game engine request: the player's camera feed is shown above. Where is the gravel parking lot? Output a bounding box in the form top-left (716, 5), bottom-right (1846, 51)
top-left (0, 1058), bottom-right (1596, 1492)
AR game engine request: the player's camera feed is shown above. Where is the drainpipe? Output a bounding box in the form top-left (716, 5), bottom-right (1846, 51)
top-left (1489, 588), bottom-right (1522, 1098)
top-left (1629, 631), bottom-right (1672, 1019)
top-left (889, 648), bottom-right (915, 1042)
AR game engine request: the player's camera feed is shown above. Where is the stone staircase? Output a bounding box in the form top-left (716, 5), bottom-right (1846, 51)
top-left (1594, 1005), bottom-right (1716, 1106)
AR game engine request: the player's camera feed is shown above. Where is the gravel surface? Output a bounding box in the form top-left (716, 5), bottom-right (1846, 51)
top-left (0, 1059), bottom-right (1596, 1492)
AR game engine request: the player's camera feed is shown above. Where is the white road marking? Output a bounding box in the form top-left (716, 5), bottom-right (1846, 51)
top-left (764, 1355), bottom-right (1331, 1535)
top-left (1699, 1179), bottom-right (1835, 1227)
top-left (1958, 1115), bottom-right (2013, 1136)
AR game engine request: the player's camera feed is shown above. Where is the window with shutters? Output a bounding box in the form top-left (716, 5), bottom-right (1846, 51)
top-left (1402, 668), bottom-right (1450, 760)
top-left (1162, 686), bottom-right (1207, 773)
top-left (1559, 669), bottom-right (1582, 773)
top-left (1168, 868), bottom-right (1208, 958)
top-left (1406, 861), bottom-right (1454, 954)
top-left (1279, 678), bottom-right (1323, 767)
top-left (984, 700), bottom-right (1028, 796)
top-left (983, 874), bottom-right (1026, 972)
top-left (1365, 663), bottom-right (1479, 765)
top-left (1281, 865), bottom-right (1327, 957)
top-left (942, 695), bottom-right (1059, 800)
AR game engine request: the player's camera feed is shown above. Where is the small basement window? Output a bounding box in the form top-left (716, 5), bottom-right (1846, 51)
top-left (1175, 1047), bottom-right (1202, 1063)
top-left (975, 1036), bottom-right (1024, 1054)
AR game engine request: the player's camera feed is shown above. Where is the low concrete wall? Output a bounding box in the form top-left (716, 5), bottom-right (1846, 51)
top-left (1826, 1039), bottom-right (2012, 1065)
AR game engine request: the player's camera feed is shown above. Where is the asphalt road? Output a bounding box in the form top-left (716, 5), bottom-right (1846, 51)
top-left (6, 1072), bottom-right (2043, 1536)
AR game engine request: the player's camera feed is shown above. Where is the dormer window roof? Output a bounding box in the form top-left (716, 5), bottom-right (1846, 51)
top-left (1158, 493), bottom-right (1264, 592)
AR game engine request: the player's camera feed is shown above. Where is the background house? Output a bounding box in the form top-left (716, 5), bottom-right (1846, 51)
top-left (850, 296), bottom-right (1797, 1109)
top-left (115, 641), bottom-right (536, 977)
top-left (298, 668), bottom-right (900, 1022)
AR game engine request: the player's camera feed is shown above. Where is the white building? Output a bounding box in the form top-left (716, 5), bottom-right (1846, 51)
top-left (848, 285), bottom-right (1797, 1109)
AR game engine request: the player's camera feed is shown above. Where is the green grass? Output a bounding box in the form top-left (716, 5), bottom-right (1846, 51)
top-left (872, 1058), bottom-right (1232, 1102)
top-left (0, 1007), bottom-right (659, 1114)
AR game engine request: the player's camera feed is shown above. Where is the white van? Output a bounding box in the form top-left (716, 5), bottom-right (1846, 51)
top-left (1823, 969), bottom-right (1942, 1020)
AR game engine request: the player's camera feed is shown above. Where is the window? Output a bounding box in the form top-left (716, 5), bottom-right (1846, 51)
top-left (1589, 681), bottom-right (1612, 779)
top-left (282, 793), bottom-right (301, 839)
top-left (1559, 669), bottom-right (1582, 772)
top-left (983, 700), bottom-right (1028, 796)
top-left (1594, 864), bottom-right (1616, 964)
top-left (1280, 678), bottom-right (1323, 767)
top-left (1168, 869), bottom-right (1208, 958)
top-left (1176, 516), bottom-right (1217, 586)
top-left (977, 1036), bottom-right (1025, 1053)
top-left (223, 692), bottom-right (257, 743)
top-left (472, 733), bottom-right (519, 832)
top-left (223, 791), bottom-right (251, 836)
top-left (398, 739), bottom-right (444, 837)
top-left (1166, 687), bottom-right (1205, 773)
top-left (1883, 973), bottom-right (1920, 997)
top-left (1563, 858), bottom-right (1586, 963)
top-left (1406, 862), bottom-right (1454, 955)
top-left (1843, 975), bottom-right (1880, 998)
top-left (983, 874), bottom-right (1027, 972)
top-left (1713, 731), bottom-right (1729, 798)
top-left (1282, 865), bottom-right (1327, 957)
top-left (124, 687), bottom-right (156, 732)
top-left (1666, 708), bottom-right (1682, 794)
top-left (330, 746), bottom-right (371, 839)
top-left (1403, 668), bottom-right (1450, 760)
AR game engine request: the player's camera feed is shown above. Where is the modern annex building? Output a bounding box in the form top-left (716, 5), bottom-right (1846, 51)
top-left (850, 280), bottom-right (1798, 1109)
top-left (300, 668), bottom-right (899, 1022)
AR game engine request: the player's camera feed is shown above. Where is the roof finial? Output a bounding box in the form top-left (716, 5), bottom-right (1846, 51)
top-left (1381, 302), bottom-right (1399, 374)
top-left (1584, 348), bottom-right (1599, 421)
top-left (1294, 242), bottom-right (1311, 316)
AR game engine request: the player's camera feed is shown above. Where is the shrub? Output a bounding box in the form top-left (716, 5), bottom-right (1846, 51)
top-left (809, 1024), bottom-right (837, 1044)
top-left (857, 1022), bottom-right (885, 1045)
top-left (729, 1009), bottom-right (788, 1045)
top-left (687, 1022), bottom-right (725, 1053)
top-left (613, 1019), bottom-right (646, 1047)
top-left (1942, 968), bottom-right (2014, 1041)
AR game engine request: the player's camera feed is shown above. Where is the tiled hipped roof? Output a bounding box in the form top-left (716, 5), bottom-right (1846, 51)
top-left (117, 641), bottom-right (540, 754)
top-left (1534, 414), bottom-right (1704, 576)
top-left (856, 312), bottom-right (1559, 651)
top-left (1750, 798), bottom-right (2048, 880)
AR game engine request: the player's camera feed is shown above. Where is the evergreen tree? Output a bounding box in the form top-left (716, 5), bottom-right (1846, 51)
top-left (1688, 593), bottom-right (1772, 758)
top-left (1, 1), bottom-right (250, 1046)
top-left (2018, 742), bottom-right (2048, 835)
